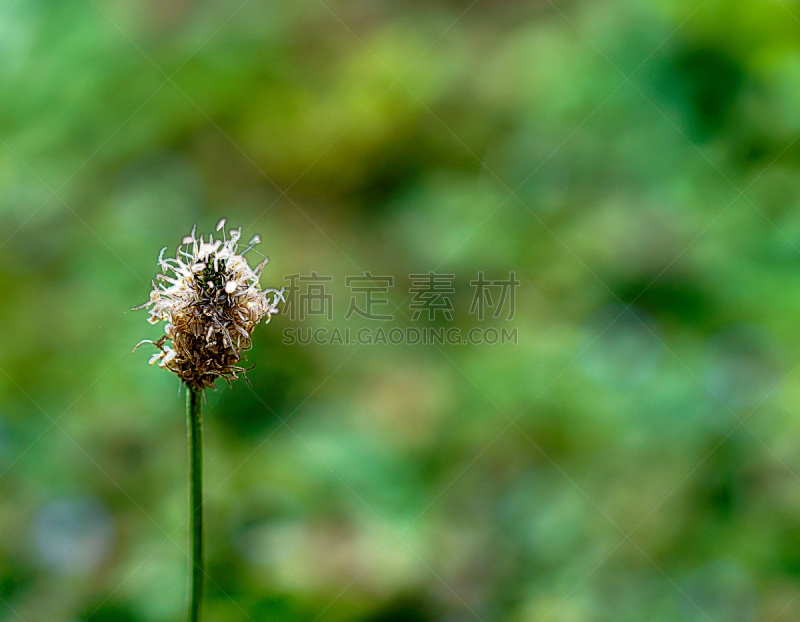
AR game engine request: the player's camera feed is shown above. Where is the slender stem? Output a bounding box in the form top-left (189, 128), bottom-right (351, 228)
top-left (187, 387), bottom-right (204, 622)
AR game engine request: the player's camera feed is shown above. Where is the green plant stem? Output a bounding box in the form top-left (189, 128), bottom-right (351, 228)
top-left (187, 387), bottom-right (204, 622)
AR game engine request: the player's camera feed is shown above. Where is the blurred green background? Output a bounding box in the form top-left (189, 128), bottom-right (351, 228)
top-left (3, 0), bottom-right (800, 620)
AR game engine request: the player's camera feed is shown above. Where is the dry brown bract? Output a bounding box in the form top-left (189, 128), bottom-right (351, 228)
top-left (133, 219), bottom-right (284, 390)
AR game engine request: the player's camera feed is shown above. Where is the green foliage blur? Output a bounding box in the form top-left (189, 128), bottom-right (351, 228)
top-left (3, 0), bottom-right (800, 620)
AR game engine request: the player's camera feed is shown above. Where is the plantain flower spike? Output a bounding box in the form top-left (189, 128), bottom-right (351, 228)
top-left (133, 219), bottom-right (285, 390)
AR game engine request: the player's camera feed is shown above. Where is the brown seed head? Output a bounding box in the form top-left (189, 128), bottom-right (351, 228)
top-left (133, 220), bottom-right (284, 390)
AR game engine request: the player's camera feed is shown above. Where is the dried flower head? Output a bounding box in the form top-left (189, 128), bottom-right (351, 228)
top-left (133, 219), bottom-right (284, 390)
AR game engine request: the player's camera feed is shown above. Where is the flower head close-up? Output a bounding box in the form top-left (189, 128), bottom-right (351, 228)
top-left (134, 219), bottom-right (284, 391)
